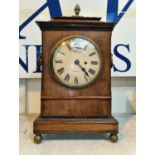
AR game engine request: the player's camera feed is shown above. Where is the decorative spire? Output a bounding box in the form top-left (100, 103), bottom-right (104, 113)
top-left (74, 4), bottom-right (81, 16)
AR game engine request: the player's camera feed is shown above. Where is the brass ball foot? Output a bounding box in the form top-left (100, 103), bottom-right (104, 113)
top-left (34, 134), bottom-right (42, 144)
top-left (109, 133), bottom-right (118, 143)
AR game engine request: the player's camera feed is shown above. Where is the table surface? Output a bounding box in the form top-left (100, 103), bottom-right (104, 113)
top-left (20, 114), bottom-right (136, 155)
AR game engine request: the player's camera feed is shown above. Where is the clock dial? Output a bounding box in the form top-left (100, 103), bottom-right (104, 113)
top-left (50, 36), bottom-right (102, 88)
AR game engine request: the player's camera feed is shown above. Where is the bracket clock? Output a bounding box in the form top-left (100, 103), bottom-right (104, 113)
top-left (33, 5), bottom-right (118, 143)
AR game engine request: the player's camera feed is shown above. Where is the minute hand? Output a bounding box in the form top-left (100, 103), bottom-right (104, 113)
top-left (78, 64), bottom-right (90, 77)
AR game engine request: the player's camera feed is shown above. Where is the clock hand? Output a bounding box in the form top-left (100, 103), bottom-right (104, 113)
top-left (78, 64), bottom-right (90, 77)
top-left (74, 60), bottom-right (90, 78)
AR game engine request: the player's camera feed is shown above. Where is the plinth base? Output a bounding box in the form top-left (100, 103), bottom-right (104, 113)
top-left (33, 115), bottom-right (118, 143)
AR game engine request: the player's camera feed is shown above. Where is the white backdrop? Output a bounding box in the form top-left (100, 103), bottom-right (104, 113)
top-left (19, 0), bottom-right (135, 78)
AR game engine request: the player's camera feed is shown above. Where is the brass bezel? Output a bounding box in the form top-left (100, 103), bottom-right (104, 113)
top-left (49, 35), bottom-right (103, 89)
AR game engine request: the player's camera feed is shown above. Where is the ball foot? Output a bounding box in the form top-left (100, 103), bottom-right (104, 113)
top-left (109, 133), bottom-right (118, 143)
top-left (34, 134), bottom-right (42, 144)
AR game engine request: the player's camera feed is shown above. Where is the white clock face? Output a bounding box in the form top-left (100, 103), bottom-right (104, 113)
top-left (50, 36), bottom-right (102, 88)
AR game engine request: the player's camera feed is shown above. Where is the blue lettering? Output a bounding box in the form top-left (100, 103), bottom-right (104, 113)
top-left (33, 45), bottom-right (42, 73)
top-left (19, 0), bottom-right (62, 39)
top-left (47, 0), bottom-right (62, 17)
top-left (113, 44), bottom-right (131, 72)
top-left (106, 0), bottom-right (118, 22)
top-left (19, 0), bottom-right (134, 39)
top-left (106, 0), bottom-right (134, 23)
top-left (19, 45), bottom-right (30, 72)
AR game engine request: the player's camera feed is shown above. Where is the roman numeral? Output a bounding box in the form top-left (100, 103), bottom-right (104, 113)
top-left (84, 75), bottom-right (88, 81)
top-left (91, 61), bottom-right (98, 65)
top-left (66, 43), bottom-right (71, 50)
top-left (55, 60), bottom-right (63, 63)
top-left (89, 52), bottom-right (96, 57)
top-left (57, 67), bottom-right (64, 75)
top-left (57, 50), bottom-right (65, 55)
top-left (88, 68), bottom-right (96, 75)
top-left (64, 74), bottom-right (70, 82)
top-left (74, 76), bottom-right (78, 84)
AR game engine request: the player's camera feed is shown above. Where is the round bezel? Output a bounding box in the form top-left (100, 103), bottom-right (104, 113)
top-left (49, 35), bottom-right (103, 89)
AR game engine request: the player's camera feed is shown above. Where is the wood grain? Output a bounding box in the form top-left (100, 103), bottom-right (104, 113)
top-left (34, 115), bottom-right (118, 134)
top-left (33, 18), bottom-right (118, 136)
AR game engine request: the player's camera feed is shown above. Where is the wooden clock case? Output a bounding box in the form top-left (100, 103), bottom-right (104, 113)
top-left (33, 16), bottom-right (118, 143)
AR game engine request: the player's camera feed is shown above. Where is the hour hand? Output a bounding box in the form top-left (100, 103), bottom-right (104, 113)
top-left (74, 60), bottom-right (90, 78)
top-left (81, 67), bottom-right (89, 77)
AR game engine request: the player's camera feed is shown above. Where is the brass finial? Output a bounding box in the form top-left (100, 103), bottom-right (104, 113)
top-left (74, 4), bottom-right (80, 16)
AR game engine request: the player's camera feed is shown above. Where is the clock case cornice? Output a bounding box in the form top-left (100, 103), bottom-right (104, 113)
top-left (36, 16), bottom-right (115, 31)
